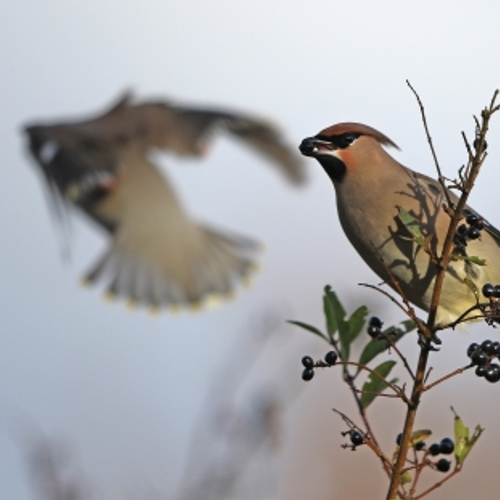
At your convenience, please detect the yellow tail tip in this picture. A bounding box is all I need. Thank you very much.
[204,294,223,310]
[169,303,181,315]
[189,300,204,313]
[126,299,138,310]
[148,305,161,316]
[79,277,92,288]
[103,290,117,302]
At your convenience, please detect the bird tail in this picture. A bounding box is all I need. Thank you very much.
[81,224,261,312]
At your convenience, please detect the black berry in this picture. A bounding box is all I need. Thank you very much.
[457,224,468,235]
[302,368,315,381]
[439,438,455,455]
[482,283,494,298]
[350,430,364,446]
[467,343,480,357]
[428,443,441,456]
[466,214,479,226]
[494,285,500,298]
[481,339,494,355]
[415,441,426,451]
[324,351,338,366]
[491,341,500,357]
[367,325,381,338]
[453,234,467,247]
[485,364,500,383]
[467,227,481,240]
[435,458,451,473]
[396,433,402,446]
[369,316,383,328]
[301,356,314,369]
[471,349,488,366]
[476,365,488,377]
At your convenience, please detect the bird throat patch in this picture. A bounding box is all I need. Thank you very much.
[316,155,347,182]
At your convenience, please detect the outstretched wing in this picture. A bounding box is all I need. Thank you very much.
[162,105,307,184]
[83,149,260,309]
[26,93,306,185]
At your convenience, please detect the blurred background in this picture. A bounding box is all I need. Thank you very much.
[2,1,500,499]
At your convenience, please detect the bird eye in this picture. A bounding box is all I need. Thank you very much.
[339,133,359,148]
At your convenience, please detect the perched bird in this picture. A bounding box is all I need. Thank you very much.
[24,92,305,312]
[299,122,500,324]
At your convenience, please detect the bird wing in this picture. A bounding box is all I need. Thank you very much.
[81,148,260,309]
[26,93,306,185]
[412,170,500,246]
[165,105,307,185]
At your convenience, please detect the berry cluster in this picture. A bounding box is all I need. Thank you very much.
[396,434,454,473]
[301,351,338,381]
[454,213,484,249]
[427,437,454,472]
[367,316,383,338]
[468,340,500,382]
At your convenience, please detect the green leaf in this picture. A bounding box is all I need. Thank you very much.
[323,286,350,357]
[453,408,484,465]
[398,207,426,247]
[463,277,480,299]
[322,295,337,342]
[360,360,397,409]
[324,285,346,318]
[410,429,432,446]
[288,320,330,343]
[346,306,369,345]
[463,255,486,266]
[358,320,416,371]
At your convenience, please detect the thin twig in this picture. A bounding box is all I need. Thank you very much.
[359,283,409,316]
[381,334,416,380]
[339,360,410,404]
[413,467,462,500]
[333,409,394,471]
[406,80,453,208]
[334,343,390,476]
[352,388,401,399]
[424,364,472,391]
[409,457,428,498]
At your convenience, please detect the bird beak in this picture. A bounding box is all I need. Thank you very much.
[299,137,333,157]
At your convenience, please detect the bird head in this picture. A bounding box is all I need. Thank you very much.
[299,122,399,182]
[24,124,119,204]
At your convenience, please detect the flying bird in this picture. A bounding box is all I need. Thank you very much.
[24,93,306,312]
[300,122,500,325]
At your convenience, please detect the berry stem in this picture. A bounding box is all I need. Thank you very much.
[423,364,472,392]
[412,467,461,500]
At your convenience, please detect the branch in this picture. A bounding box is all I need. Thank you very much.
[424,364,472,391]
[385,87,500,500]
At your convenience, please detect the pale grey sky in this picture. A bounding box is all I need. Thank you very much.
[2,1,500,499]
